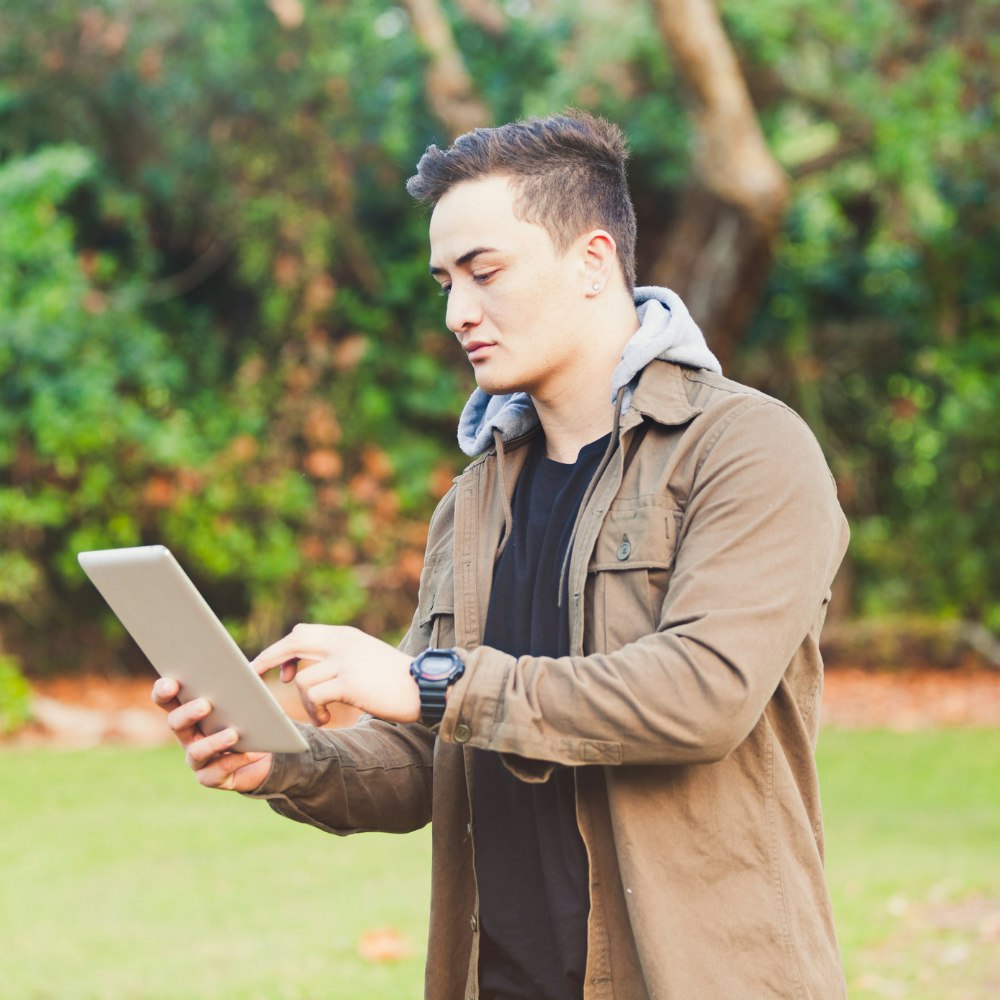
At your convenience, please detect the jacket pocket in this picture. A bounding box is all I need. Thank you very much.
[417,555,456,650]
[587,500,680,652]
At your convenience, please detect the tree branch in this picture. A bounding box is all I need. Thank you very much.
[143,238,231,302]
[650,0,789,226]
[787,134,868,180]
[453,0,509,36]
[647,0,791,367]
[400,0,491,138]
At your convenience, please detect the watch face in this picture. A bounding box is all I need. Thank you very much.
[420,652,457,679]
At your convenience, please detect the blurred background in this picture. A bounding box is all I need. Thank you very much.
[1,4,999,998]
[1,0,998,693]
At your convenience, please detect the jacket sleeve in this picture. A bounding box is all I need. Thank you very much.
[247,714,435,835]
[438,399,849,770]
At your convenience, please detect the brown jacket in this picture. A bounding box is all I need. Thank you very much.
[253,360,850,999]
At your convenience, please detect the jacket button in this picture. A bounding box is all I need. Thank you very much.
[454,723,472,743]
[617,537,632,560]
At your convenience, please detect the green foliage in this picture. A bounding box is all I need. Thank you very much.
[0,0,998,668]
[855,333,1000,628]
[0,3,470,665]
[0,653,31,734]
[733,0,1000,628]
[0,144,183,598]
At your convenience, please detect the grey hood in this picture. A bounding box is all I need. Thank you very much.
[456,286,721,456]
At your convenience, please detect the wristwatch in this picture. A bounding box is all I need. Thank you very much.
[410,648,465,726]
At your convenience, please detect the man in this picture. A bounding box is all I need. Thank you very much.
[154,112,850,999]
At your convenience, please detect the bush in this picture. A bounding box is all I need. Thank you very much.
[0,653,31,734]
[2,0,999,671]
[0,143,459,670]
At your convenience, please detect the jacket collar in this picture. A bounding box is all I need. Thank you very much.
[623,359,704,430]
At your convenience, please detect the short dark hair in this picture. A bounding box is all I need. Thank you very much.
[406,111,637,289]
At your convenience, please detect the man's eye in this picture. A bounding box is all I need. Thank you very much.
[439,285,451,297]
[473,271,496,284]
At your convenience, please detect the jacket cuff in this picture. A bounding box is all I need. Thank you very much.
[242,721,327,799]
[435,646,622,780]
[436,645,507,748]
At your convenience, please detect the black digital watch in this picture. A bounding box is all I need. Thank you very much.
[409,648,465,726]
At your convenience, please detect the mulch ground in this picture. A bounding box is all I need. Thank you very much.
[4,666,999,749]
[820,667,1000,729]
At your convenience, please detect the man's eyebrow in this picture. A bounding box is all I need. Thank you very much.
[428,246,498,276]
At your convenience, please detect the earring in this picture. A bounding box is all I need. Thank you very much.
[592,283,601,291]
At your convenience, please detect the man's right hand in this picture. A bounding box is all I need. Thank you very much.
[151,677,273,793]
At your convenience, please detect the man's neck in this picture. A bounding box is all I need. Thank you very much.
[533,288,639,463]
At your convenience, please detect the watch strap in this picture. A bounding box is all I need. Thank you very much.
[416,677,450,727]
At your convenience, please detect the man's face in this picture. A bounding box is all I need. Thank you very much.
[428,175,587,402]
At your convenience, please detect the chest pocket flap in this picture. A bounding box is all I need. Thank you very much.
[586,500,680,652]
[589,500,679,573]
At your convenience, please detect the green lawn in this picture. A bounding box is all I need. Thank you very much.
[0,747,431,999]
[818,728,1000,1000]
[1,729,997,999]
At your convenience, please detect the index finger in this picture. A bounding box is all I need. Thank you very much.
[250,626,333,678]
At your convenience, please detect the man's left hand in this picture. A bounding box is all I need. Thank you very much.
[251,624,419,726]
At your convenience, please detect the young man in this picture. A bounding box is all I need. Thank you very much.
[154,112,850,999]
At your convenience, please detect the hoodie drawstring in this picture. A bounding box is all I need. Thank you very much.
[493,428,514,561]
[556,385,628,608]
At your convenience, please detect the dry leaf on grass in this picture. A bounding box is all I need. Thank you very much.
[357,926,412,963]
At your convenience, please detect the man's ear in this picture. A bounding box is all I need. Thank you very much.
[578,229,619,296]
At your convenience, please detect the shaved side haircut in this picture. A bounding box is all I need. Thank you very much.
[407,111,638,289]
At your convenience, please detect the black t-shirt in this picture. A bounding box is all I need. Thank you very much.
[474,432,610,1000]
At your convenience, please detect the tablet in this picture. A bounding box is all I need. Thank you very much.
[78,545,308,754]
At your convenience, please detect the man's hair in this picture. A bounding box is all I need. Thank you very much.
[406,111,638,289]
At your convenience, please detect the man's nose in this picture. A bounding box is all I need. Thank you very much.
[446,282,482,334]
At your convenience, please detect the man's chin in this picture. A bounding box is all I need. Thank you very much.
[473,374,519,397]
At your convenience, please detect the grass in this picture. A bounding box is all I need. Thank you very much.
[818,728,1000,999]
[1,729,997,999]
[0,747,431,999]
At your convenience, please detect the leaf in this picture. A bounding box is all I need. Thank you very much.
[356,927,411,963]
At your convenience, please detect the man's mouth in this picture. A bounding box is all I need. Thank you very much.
[464,340,495,361]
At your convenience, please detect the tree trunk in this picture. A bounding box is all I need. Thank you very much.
[400,0,492,138]
[648,0,790,368]
[453,0,509,36]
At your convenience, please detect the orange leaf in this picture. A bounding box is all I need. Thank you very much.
[304,449,343,481]
[228,434,259,463]
[328,539,355,567]
[333,334,368,371]
[303,403,341,447]
[362,446,393,481]
[357,927,411,963]
[398,548,425,586]
[144,476,175,509]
